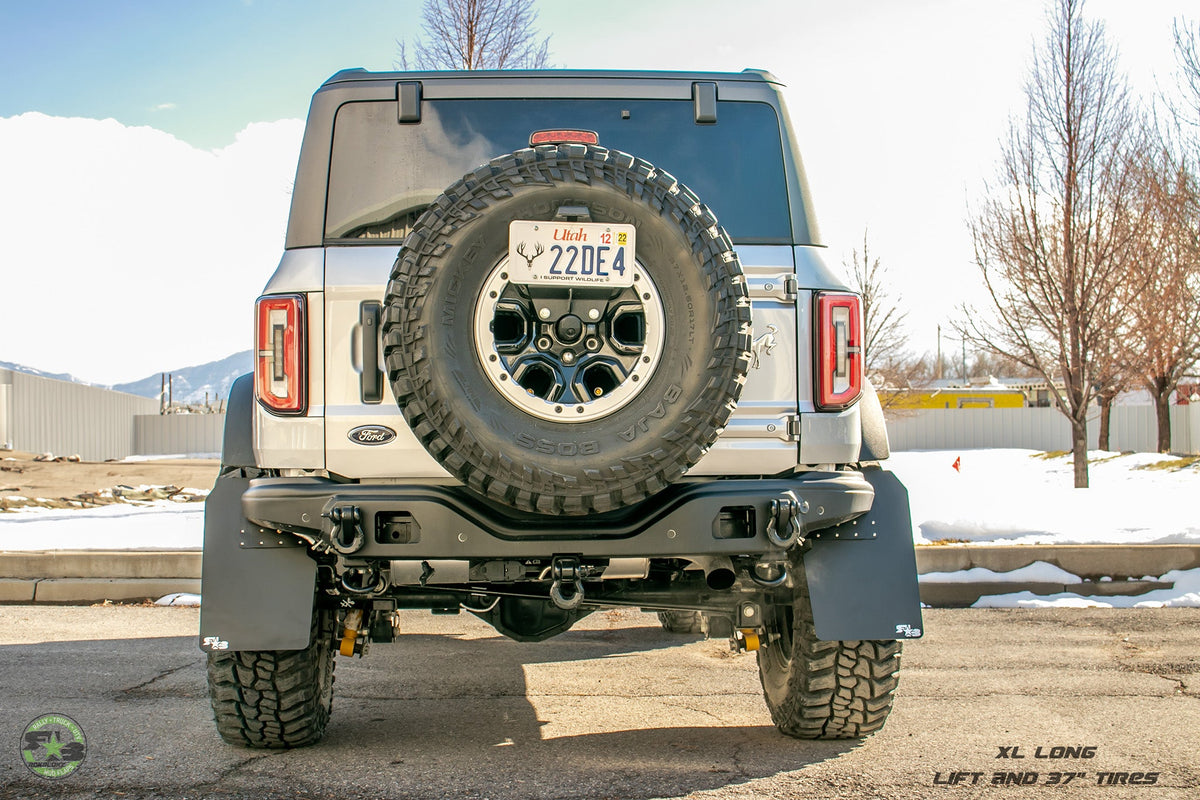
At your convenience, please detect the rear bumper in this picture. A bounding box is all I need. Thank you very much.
[242,471,875,559]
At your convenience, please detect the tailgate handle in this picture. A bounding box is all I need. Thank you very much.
[397,81,422,123]
[692,82,717,124]
[360,301,384,403]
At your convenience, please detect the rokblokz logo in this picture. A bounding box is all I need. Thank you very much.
[21,713,86,779]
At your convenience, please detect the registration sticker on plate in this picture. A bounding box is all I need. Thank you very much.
[508,221,636,287]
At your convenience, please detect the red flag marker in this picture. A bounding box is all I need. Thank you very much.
[952,456,961,473]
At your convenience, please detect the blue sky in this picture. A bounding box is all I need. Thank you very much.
[0,0,1195,382]
[0,0,426,148]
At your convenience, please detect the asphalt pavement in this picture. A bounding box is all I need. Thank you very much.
[0,605,1197,800]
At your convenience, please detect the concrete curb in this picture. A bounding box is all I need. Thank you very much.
[915,545,1200,607]
[0,550,201,580]
[0,551,200,603]
[914,544,1200,580]
[0,546,1196,605]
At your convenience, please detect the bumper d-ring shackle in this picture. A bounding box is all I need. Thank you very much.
[766,493,805,549]
[549,556,585,610]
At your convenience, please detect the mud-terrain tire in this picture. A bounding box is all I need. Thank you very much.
[758,583,901,739]
[206,606,336,748]
[382,143,751,516]
[657,610,705,634]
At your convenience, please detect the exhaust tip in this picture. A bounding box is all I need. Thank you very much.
[706,568,736,591]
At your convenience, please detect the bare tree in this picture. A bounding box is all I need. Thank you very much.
[1172,18,1200,130]
[967,348,1039,380]
[1125,143,1200,451]
[961,0,1142,488]
[1091,332,1139,451]
[845,230,911,384]
[396,0,550,70]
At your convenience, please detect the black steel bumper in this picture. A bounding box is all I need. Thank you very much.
[242,471,875,559]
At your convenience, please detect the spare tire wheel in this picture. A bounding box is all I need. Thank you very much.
[382,143,751,515]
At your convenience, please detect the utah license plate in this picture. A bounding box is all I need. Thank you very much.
[508,221,636,287]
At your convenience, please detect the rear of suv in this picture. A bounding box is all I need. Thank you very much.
[200,68,922,748]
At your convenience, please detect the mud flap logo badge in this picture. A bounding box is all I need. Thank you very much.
[895,624,922,638]
[202,636,230,650]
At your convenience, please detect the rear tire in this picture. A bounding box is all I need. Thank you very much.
[657,610,704,634]
[206,606,336,748]
[758,582,901,739]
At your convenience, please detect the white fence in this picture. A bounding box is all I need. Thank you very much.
[886,405,1200,455]
[134,414,226,456]
[0,369,159,460]
[135,405,1199,459]
[6,364,1199,460]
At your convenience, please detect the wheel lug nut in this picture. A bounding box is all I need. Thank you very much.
[587,309,600,320]
[539,307,551,320]
[562,351,576,365]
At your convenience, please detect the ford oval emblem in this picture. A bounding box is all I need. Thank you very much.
[348,425,397,446]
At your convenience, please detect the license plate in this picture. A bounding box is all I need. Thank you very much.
[508,221,636,287]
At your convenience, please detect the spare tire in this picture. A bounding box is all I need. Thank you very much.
[382,143,751,515]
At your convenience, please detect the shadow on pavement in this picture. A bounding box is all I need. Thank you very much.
[0,619,859,799]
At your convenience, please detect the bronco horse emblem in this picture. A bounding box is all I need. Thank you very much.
[751,324,779,369]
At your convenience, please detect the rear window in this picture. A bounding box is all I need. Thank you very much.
[325,98,791,244]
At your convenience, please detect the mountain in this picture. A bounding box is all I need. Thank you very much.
[0,360,92,385]
[1,352,252,406]
[113,351,253,406]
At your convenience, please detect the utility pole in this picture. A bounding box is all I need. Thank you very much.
[936,324,943,381]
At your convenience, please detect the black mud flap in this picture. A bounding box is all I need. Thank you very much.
[199,472,317,653]
[804,469,923,641]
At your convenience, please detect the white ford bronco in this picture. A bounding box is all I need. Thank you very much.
[200,68,922,748]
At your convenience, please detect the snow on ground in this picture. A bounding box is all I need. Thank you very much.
[972,567,1200,608]
[918,561,1082,584]
[155,592,202,606]
[121,453,220,462]
[887,449,1199,546]
[0,501,202,550]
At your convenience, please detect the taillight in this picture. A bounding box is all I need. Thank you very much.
[815,292,862,410]
[255,294,306,415]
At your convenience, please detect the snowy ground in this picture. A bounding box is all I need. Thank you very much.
[887,449,1199,546]
[919,560,1200,608]
[1,449,1196,607]
[967,568,1200,609]
[0,501,202,550]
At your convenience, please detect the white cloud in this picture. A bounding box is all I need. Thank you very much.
[0,113,304,383]
[153,102,178,111]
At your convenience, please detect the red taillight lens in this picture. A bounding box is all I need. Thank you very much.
[815,292,862,410]
[529,129,599,146]
[255,294,306,415]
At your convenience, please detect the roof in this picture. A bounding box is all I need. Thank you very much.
[321,67,782,88]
